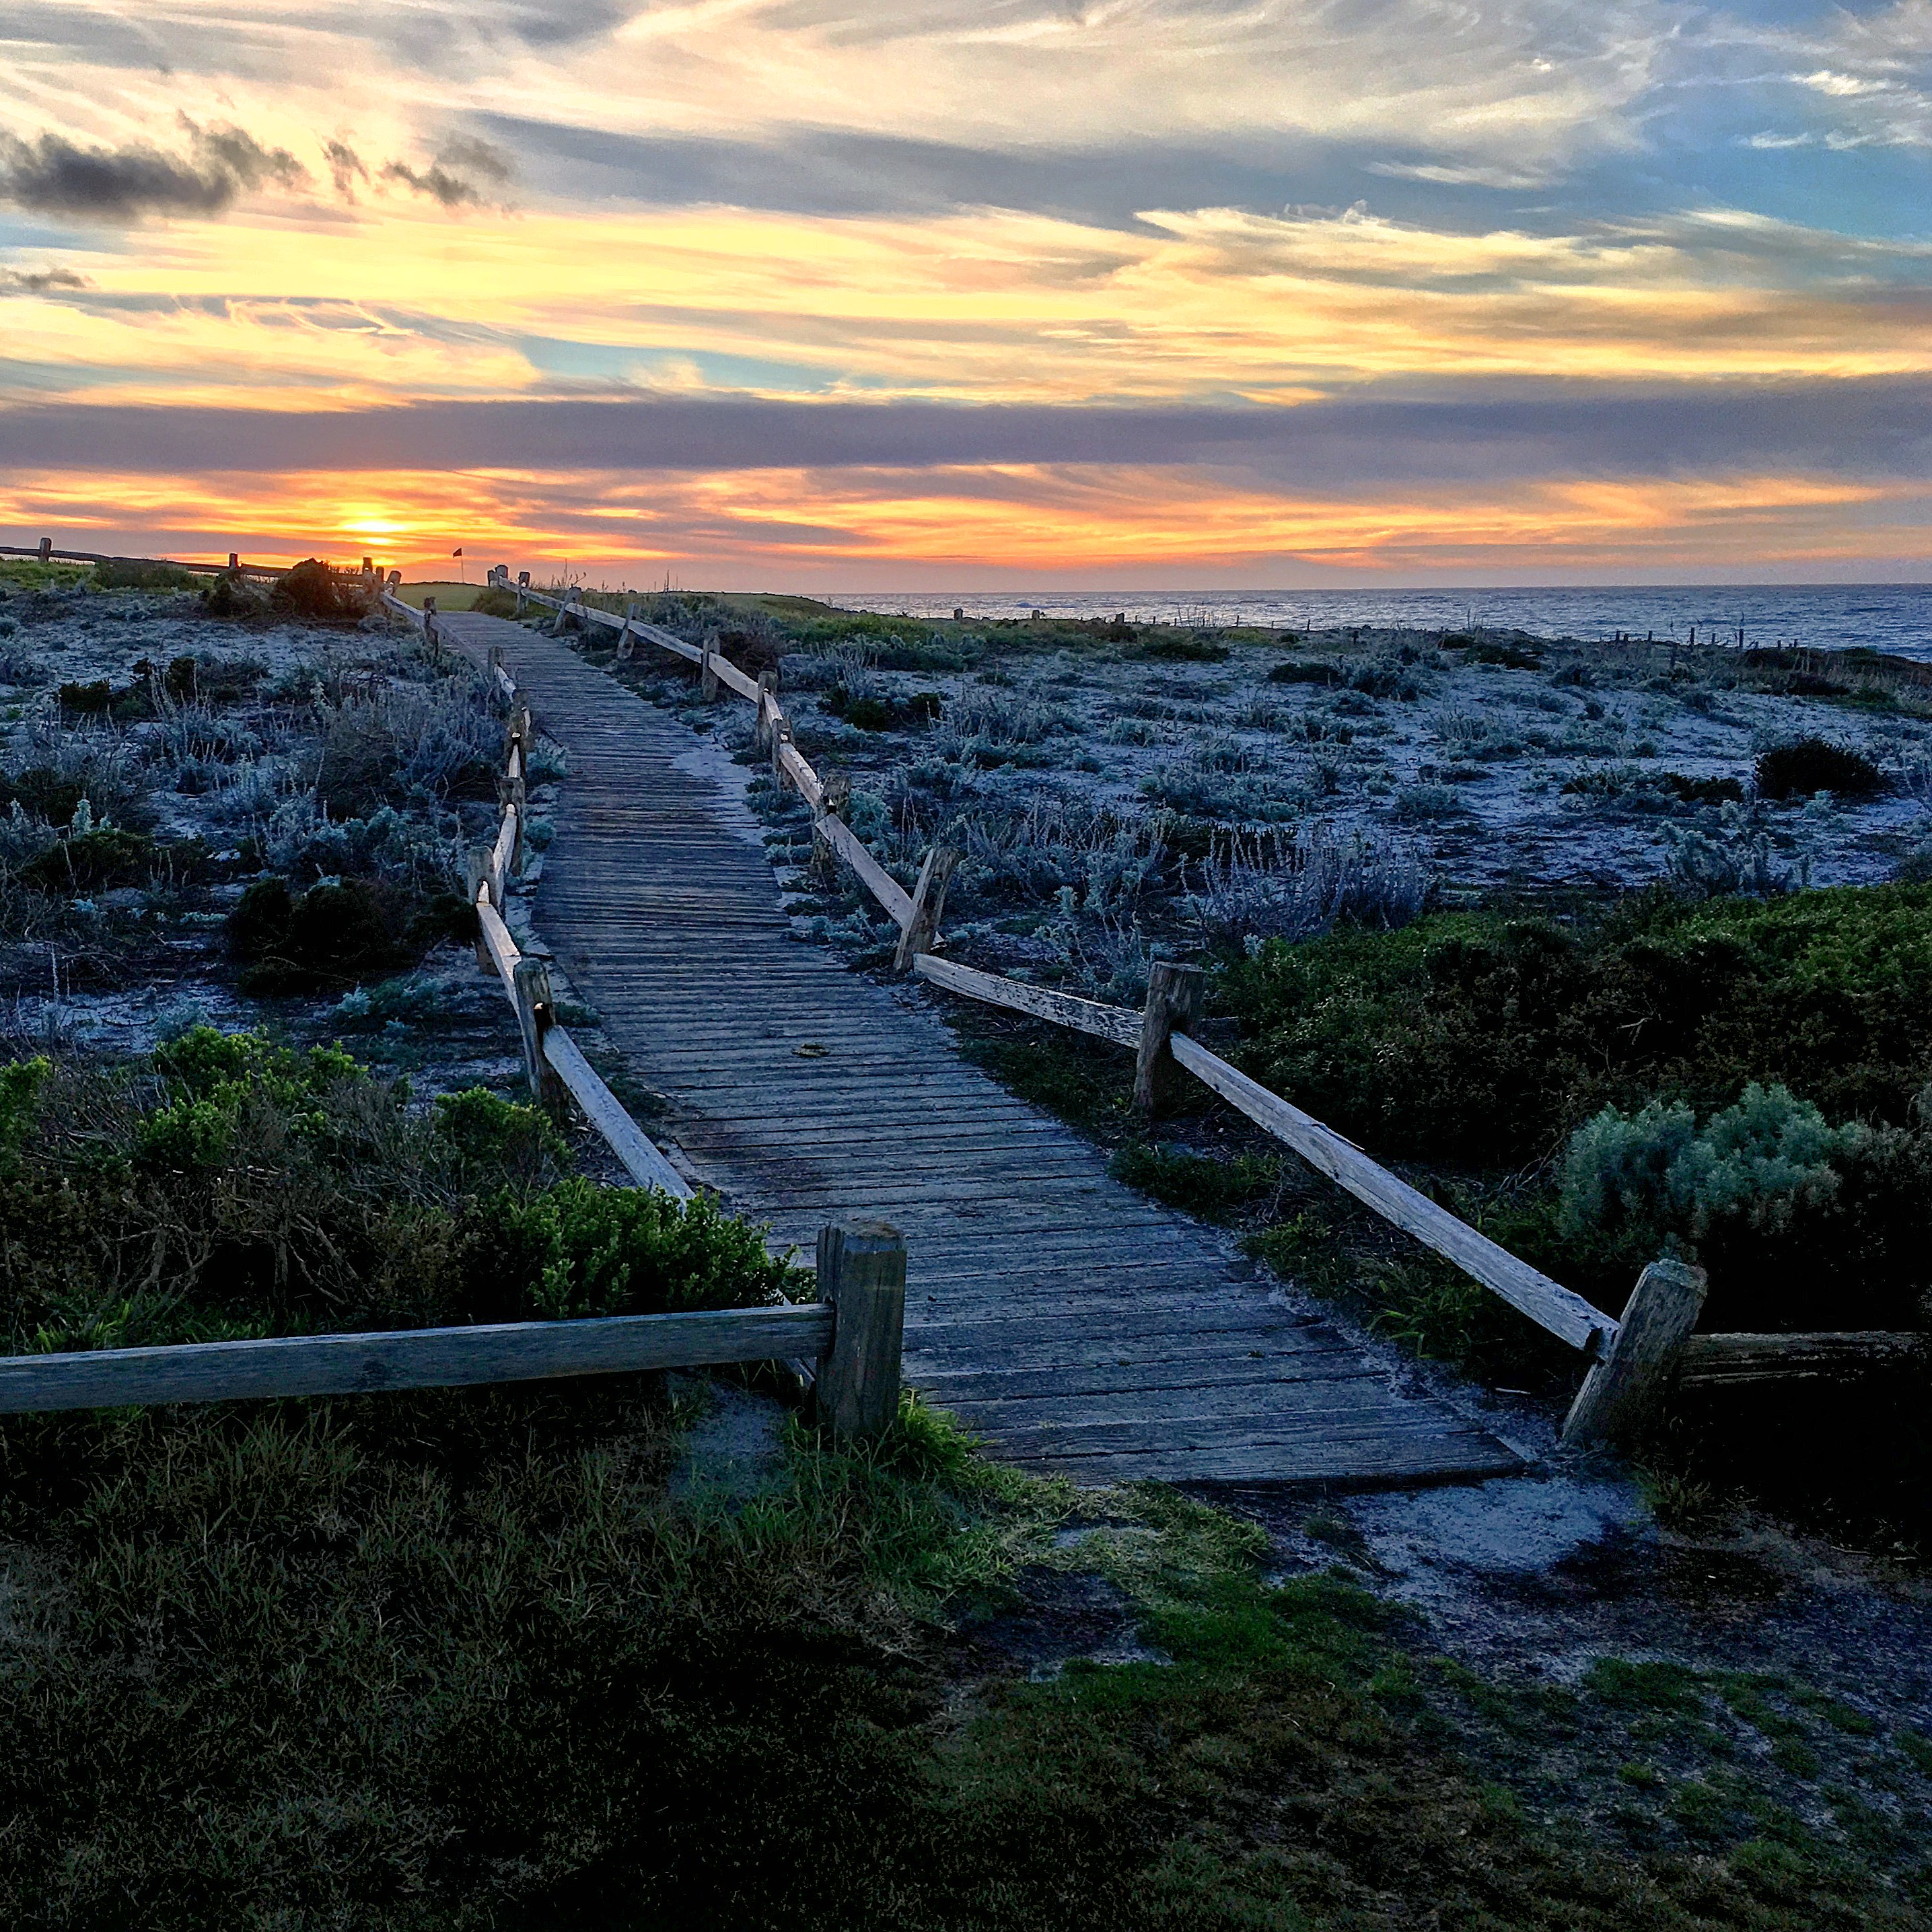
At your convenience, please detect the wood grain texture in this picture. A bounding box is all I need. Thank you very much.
[817,1221,906,1437]
[435,608,1522,1489]
[1169,1033,1618,1355]
[912,954,1143,1048]
[814,809,914,926]
[1677,1329,1923,1386]
[542,1030,693,1198]
[1563,1260,1707,1446]
[0,1305,832,1414]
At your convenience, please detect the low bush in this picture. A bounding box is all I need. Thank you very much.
[1755,738,1886,800]
[1266,660,1343,686]
[270,557,376,624]
[824,686,943,731]
[1124,633,1229,663]
[1558,1083,1929,1331]
[17,826,154,893]
[0,1029,793,1353]
[91,559,200,592]
[1665,771,1746,806]
[1222,884,1932,1169]
[1462,639,1542,670]
[227,875,418,992]
[470,585,520,617]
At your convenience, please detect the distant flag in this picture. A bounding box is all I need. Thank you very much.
[451,547,463,557]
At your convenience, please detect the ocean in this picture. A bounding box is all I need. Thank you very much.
[828,584,1932,659]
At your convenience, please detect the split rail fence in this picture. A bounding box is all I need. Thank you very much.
[501,573,1924,1451]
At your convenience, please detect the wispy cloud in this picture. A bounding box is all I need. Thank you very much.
[1,0,1929,579]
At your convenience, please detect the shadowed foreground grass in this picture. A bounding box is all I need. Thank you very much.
[0,1385,1925,1929]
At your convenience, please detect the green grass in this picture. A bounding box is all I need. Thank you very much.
[5,1388,1927,1928]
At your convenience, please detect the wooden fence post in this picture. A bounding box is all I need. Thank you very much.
[498,783,526,873]
[754,671,776,750]
[700,644,719,702]
[462,850,494,968]
[619,601,637,660]
[37,538,50,563]
[511,957,569,1116]
[1561,1260,1708,1449]
[1135,961,1205,1112]
[894,843,958,970]
[816,1220,906,1438]
[487,645,503,684]
[771,717,793,785]
[810,772,849,889]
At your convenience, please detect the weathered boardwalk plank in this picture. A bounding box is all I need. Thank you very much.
[441,610,1520,1487]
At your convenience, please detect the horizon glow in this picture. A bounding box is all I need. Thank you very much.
[3,2,1931,587]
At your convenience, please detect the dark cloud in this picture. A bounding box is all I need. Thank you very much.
[0,265,90,291]
[324,139,368,200]
[379,159,480,207]
[3,380,1931,485]
[0,118,306,221]
[437,135,513,185]
[380,135,515,209]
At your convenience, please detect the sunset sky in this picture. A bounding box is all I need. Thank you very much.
[3,1,1931,585]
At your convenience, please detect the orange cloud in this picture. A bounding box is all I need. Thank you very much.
[3,461,1921,581]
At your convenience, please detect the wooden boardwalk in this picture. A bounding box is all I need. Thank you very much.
[444,611,1522,1488]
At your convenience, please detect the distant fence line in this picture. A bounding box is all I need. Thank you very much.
[0,540,386,582]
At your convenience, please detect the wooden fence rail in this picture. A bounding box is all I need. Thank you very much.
[0,1218,906,1433]
[478,576,1923,1450]
[1,540,372,582]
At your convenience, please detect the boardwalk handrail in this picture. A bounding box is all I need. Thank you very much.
[485,575,1922,1448]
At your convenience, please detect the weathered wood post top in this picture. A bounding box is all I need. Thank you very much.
[816,1220,906,1439]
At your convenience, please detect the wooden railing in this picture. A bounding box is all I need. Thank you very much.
[506,575,1923,1450]
[0,1223,905,1435]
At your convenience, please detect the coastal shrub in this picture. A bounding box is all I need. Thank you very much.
[1390,783,1466,820]
[17,826,153,893]
[1558,1085,1929,1331]
[227,875,415,992]
[489,1179,793,1322]
[470,585,520,618]
[198,569,270,619]
[92,559,199,592]
[57,679,112,715]
[1665,772,1745,806]
[271,557,375,623]
[1221,884,1932,1168]
[0,1032,785,1353]
[314,682,497,814]
[1184,825,1431,945]
[1755,738,1885,800]
[1561,1085,1859,1245]
[1266,660,1342,686]
[1659,821,1808,899]
[0,756,152,832]
[1124,632,1229,664]
[1464,639,1542,670]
